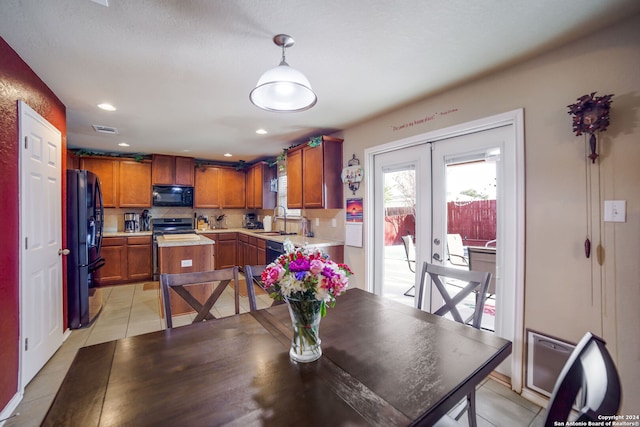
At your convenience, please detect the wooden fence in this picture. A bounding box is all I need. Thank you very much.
[384,200,496,246]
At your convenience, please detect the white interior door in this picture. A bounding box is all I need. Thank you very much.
[19,101,64,386]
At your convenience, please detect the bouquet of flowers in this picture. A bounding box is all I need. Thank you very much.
[261,240,353,314]
[260,239,353,362]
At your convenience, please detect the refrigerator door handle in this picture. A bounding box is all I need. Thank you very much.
[88,257,106,273]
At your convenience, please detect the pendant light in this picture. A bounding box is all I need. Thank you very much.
[250,34,317,112]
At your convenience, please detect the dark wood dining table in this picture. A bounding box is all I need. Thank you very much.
[42,288,511,427]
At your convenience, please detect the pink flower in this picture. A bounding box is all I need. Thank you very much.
[309,259,324,275]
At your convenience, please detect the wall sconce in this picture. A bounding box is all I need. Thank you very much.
[341,154,363,195]
[567,92,614,163]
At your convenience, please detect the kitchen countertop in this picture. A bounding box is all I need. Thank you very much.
[103,231,152,237]
[196,227,343,248]
[156,234,214,248]
[102,228,343,248]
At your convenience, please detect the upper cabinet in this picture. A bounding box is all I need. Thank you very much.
[80,156,151,208]
[194,165,246,209]
[119,160,152,207]
[287,136,344,209]
[80,157,119,207]
[246,161,276,210]
[152,154,194,186]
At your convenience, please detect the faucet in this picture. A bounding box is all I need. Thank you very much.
[274,205,287,234]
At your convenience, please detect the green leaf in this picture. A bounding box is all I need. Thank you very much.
[320,300,327,317]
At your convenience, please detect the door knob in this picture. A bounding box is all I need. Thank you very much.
[58,248,70,256]
[432,253,441,261]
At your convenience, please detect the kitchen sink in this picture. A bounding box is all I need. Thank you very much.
[254,231,298,236]
[254,231,282,236]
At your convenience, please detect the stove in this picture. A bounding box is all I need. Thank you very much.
[152,217,194,279]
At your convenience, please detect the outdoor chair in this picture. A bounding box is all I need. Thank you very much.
[401,235,416,297]
[160,267,240,329]
[446,233,469,268]
[418,262,491,427]
[543,332,622,426]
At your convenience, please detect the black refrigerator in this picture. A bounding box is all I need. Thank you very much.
[67,169,105,329]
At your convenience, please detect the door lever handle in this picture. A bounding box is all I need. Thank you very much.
[58,248,70,256]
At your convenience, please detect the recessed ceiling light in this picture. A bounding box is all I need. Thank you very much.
[98,103,117,111]
[182,149,191,153]
[256,129,268,135]
[118,142,130,147]
[224,153,232,157]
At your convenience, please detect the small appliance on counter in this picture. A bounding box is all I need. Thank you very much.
[124,212,140,233]
[140,209,151,231]
[244,213,263,230]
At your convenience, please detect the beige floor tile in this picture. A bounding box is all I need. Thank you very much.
[84,323,128,346]
[126,319,163,337]
[3,394,53,427]
[475,384,541,427]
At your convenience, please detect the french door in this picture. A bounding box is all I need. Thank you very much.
[367,110,524,386]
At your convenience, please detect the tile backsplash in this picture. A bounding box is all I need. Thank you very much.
[103,207,346,242]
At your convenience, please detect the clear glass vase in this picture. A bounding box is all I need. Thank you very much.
[285,297,323,363]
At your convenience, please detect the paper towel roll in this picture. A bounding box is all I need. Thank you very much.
[263,216,272,231]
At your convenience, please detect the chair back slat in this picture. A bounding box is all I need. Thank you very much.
[417,262,491,329]
[244,264,286,311]
[160,267,239,329]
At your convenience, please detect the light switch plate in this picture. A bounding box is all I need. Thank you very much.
[604,200,626,222]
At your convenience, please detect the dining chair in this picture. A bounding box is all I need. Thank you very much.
[446,233,469,268]
[401,235,416,297]
[418,262,491,427]
[243,264,285,311]
[543,332,622,427]
[160,266,240,329]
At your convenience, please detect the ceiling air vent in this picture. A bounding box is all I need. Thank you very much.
[92,125,118,134]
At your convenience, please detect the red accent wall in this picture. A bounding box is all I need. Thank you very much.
[0,37,66,410]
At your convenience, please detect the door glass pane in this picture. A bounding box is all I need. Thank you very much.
[382,165,416,307]
[444,153,498,331]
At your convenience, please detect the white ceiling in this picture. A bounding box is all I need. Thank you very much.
[2,1,639,163]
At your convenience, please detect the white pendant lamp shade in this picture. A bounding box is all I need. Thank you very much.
[250,34,317,112]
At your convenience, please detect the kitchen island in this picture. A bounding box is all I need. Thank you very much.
[157,233,215,315]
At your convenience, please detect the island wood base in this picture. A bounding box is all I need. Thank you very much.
[158,243,214,316]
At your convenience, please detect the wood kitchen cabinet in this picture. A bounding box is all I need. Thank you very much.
[80,157,118,208]
[246,236,267,266]
[213,233,238,269]
[219,167,246,208]
[94,236,152,285]
[127,236,153,281]
[80,156,152,208]
[246,162,276,209]
[119,160,152,207]
[287,136,343,209]
[152,154,194,186]
[237,233,248,267]
[194,165,246,209]
[194,166,220,208]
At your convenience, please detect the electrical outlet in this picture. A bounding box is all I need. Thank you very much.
[331,218,337,227]
[181,259,193,267]
[315,218,319,226]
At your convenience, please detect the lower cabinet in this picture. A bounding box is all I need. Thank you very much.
[247,236,267,266]
[210,232,238,270]
[95,236,152,285]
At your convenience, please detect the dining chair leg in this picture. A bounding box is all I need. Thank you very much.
[466,389,477,427]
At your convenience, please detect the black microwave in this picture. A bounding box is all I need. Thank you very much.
[152,186,194,207]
